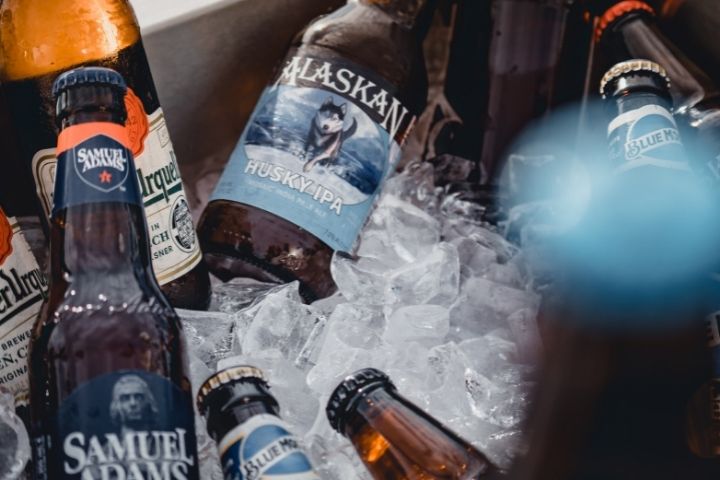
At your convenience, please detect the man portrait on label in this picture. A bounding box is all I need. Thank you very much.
[110,374,159,436]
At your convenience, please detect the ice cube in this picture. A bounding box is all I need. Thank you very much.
[0,389,30,480]
[179,308,236,369]
[235,282,327,367]
[387,242,460,307]
[211,277,279,314]
[449,277,541,338]
[384,305,450,345]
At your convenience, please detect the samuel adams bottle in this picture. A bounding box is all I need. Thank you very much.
[0,0,211,310]
[326,368,500,479]
[29,68,199,479]
[197,365,320,479]
[198,0,434,301]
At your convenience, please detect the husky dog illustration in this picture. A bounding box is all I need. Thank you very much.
[302,97,358,172]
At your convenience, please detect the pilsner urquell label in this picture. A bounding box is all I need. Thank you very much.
[211,52,416,252]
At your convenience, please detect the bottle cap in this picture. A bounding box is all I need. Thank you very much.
[196,365,268,416]
[326,368,395,433]
[52,67,127,99]
[595,1,655,43]
[600,59,671,99]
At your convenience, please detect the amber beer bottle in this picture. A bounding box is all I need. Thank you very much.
[326,368,500,479]
[595,0,720,182]
[197,364,320,479]
[0,206,48,418]
[198,0,434,302]
[29,68,199,478]
[0,0,211,310]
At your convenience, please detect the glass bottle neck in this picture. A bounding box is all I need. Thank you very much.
[353,0,430,29]
[606,12,719,113]
[51,108,149,286]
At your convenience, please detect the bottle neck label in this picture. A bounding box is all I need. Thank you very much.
[210,50,417,252]
[33,370,199,479]
[607,103,690,174]
[0,212,48,406]
[53,122,142,215]
[218,413,318,480]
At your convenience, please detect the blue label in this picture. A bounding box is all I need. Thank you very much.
[210,53,415,252]
[219,414,318,480]
[33,370,199,479]
[53,130,142,216]
[607,104,689,173]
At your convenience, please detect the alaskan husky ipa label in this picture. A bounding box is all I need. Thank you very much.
[0,211,48,405]
[211,52,416,252]
[34,371,199,480]
[607,103,690,174]
[218,414,318,480]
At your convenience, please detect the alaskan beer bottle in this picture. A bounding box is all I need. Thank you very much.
[198,0,434,302]
[0,206,48,419]
[0,0,211,310]
[197,364,320,479]
[594,0,720,181]
[326,368,500,479]
[29,68,199,478]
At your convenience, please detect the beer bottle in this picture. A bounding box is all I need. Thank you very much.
[0,206,48,420]
[686,299,720,458]
[325,368,500,479]
[198,0,435,302]
[0,0,211,310]
[197,364,319,479]
[594,0,720,182]
[29,68,199,478]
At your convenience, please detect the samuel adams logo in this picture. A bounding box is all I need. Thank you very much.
[71,135,131,193]
[38,370,200,480]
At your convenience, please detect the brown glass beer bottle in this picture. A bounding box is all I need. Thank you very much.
[198,0,434,302]
[29,67,199,478]
[197,364,320,479]
[325,368,501,479]
[0,0,211,310]
[594,0,720,182]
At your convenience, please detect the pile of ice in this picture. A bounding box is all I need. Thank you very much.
[182,161,543,478]
[0,389,30,479]
[0,162,543,478]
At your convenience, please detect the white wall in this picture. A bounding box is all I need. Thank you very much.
[129,0,233,33]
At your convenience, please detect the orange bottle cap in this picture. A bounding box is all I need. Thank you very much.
[595,1,655,43]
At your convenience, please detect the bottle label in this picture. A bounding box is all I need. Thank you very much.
[33,370,199,479]
[607,104,689,174]
[37,107,201,285]
[218,414,318,480]
[210,53,416,252]
[0,212,48,405]
[53,123,142,212]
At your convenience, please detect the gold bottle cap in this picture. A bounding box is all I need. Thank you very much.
[600,59,671,98]
[196,364,267,415]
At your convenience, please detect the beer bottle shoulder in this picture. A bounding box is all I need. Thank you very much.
[0,0,140,80]
[294,3,419,89]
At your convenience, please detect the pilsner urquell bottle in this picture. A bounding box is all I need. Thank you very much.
[197,364,320,480]
[594,0,720,182]
[326,368,501,479]
[0,0,211,310]
[29,68,199,479]
[0,206,48,420]
[198,0,435,302]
